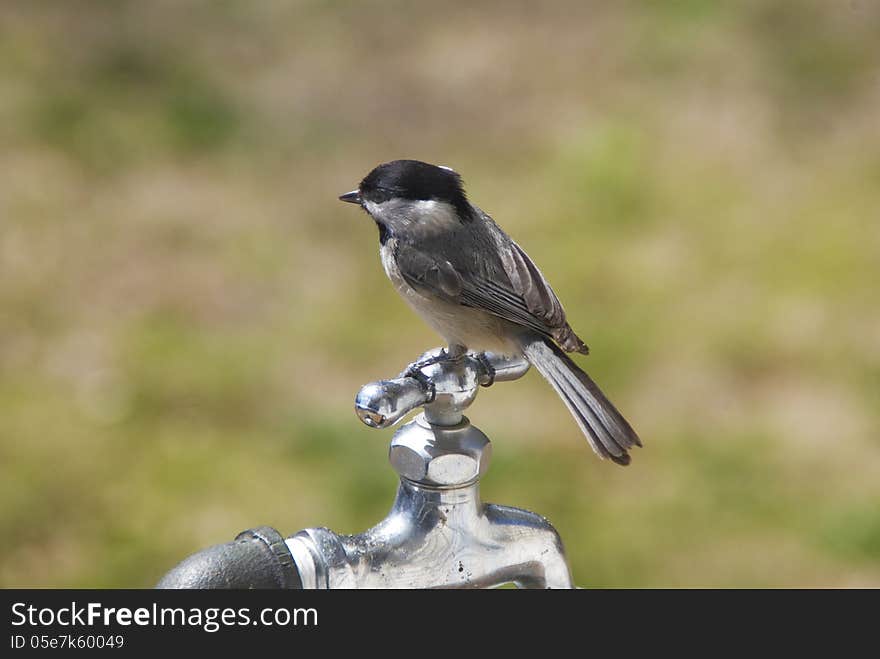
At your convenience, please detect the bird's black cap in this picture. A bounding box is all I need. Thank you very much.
[358,160,471,215]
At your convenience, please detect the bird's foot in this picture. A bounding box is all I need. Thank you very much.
[400,345,466,380]
[472,352,497,387]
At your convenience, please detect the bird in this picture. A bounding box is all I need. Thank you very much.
[339,159,641,465]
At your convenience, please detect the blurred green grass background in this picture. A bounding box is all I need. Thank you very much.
[1,0,879,587]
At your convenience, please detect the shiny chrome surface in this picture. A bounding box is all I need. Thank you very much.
[389,414,490,486]
[287,480,572,589]
[289,349,573,589]
[355,377,430,428]
[355,351,530,428]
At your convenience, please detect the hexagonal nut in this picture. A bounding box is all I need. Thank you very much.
[389,416,491,487]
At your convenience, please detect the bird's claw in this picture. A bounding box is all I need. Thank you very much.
[402,348,450,379]
[400,345,468,377]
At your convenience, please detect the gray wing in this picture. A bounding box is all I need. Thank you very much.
[475,236,588,353]
[394,222,586,352]
[495,238,567,329]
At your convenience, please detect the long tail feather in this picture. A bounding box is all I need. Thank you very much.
[522,338,641,466]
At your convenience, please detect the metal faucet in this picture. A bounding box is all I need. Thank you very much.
[285,349,575,589]
[157,349,575,589]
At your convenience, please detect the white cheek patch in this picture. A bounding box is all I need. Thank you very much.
[364,199,460,235]
[409,200,459,232]
[411,199,449,214]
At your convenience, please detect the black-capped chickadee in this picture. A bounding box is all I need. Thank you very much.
[340,159,641,465]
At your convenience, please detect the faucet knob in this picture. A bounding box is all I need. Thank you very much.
[355,377,431,429]
[354,351,531,429]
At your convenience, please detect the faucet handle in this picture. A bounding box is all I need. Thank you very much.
[355,376,431,429]
[355,350,531,429]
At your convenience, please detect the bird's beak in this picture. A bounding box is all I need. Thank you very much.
[339,190,361,204]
